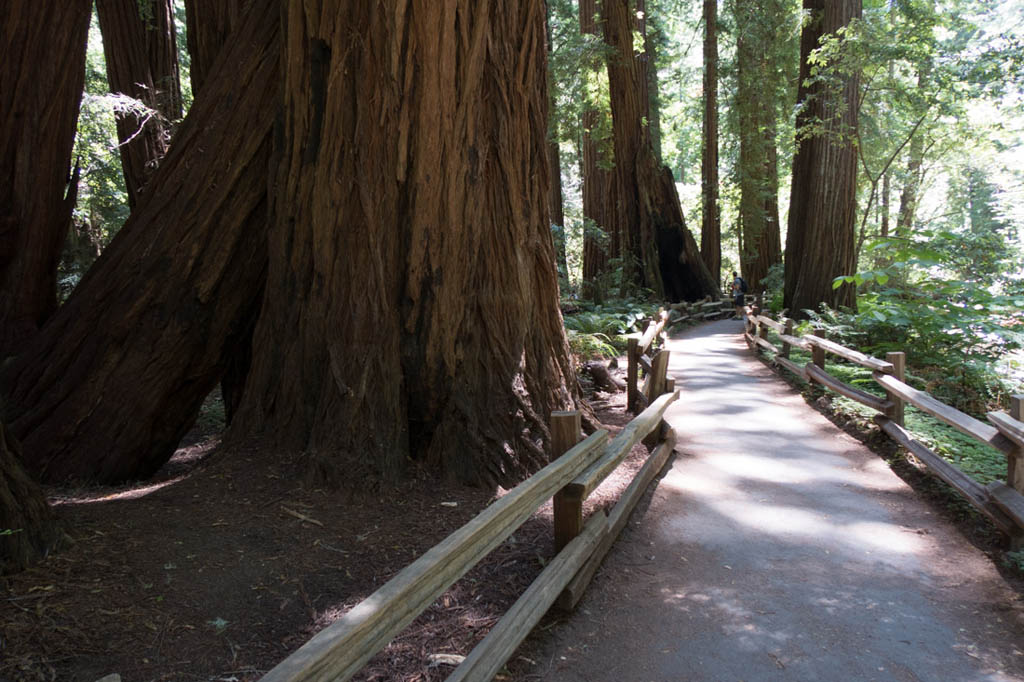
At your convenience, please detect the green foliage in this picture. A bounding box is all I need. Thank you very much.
[566,330,619,360]
[1005,549,1024,574]
[563,299,661,359]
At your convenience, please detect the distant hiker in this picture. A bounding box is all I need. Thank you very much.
[731,272,746,320]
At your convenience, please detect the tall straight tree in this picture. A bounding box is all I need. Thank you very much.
[1,0,279,483]
[96,0,183,207]
[700,0,721,284]
[0,1,91,358]
[546,7,568,278]
[603,0,719,301]
[230,0,579,487]
[784,0,861,316]
[734,0,784,291]
[580,0,616,296]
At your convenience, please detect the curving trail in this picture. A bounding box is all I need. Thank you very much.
[539,318,1024,682]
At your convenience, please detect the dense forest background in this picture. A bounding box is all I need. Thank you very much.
[2,0,1023,573]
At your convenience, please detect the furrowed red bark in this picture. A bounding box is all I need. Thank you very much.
[604,0,718,301]
[183,0,241,94]
[0,1,91,357]
[0,0,278,483]
[784,0,861,317]
[233,0,580,487]
[96,0,183,207]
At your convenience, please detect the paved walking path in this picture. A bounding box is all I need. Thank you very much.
[539,319,1024,682]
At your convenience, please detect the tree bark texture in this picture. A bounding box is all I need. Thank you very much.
[0,1,90,358]
[0,420,61,574]
[784,0,861,318]
[735,0,782,292]
[0,0,278,484]
[700,0,721,284]
[183,0,242,94]
[604,0,718,301]
[895,121,924,236]
[580,0,616,295]
[232,0,579,488]
[96,0,183,208]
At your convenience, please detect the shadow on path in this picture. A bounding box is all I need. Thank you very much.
[535,319,1024,682]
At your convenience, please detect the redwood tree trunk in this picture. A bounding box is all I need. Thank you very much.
[0,0,278,483]
[96,0,183,208]
[0,421,61,574]
[736,0,782,292]
[580,0,615,297]
[896,122,924,237]
[232,0,579,488]
[0,1,91,358]
[604,0,718,301]
[700,0,721,284]
[183,0,241,94]
[784,0,861,317]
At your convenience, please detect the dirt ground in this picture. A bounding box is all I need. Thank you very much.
[1,370,644,682]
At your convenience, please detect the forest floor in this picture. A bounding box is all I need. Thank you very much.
[0,368,644,682]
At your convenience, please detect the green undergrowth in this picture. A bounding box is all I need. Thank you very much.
[757,329,1007,486]
[563,299,661,361]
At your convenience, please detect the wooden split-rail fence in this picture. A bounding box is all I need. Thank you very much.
[743,306,1024,549]
[258,329,677,682]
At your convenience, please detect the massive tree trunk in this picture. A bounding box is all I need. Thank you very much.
[0,421,61,575]
[183,0,241,94]
[784,0,861,317]
[580,0,616,297]
[0,0,278,484]
[231,0,579,488]
[96,0,183,208]
[700,0,721,284]
[0,1,91,358]
[736,0,782,292]
[603,0,718,301]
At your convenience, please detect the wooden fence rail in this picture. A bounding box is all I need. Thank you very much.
[743,307,1024,549]
[259,384,680,682]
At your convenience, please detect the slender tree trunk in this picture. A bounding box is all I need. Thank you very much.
[231,0,579,488]
[881,170,891,237]
[96,0,183,208]
[896,121,924,237]
[1,0,278,483]
[546,10,568,278]
[0,421,61,574]
[604,0,718,301]
[784,0,861,317]
[0,1,91,358]
[580,0,615,297]
[736,0,782,292]
[183,0,241,94]
[700,0,721,283]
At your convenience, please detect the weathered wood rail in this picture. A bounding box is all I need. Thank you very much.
[259,389,680,681]
[743,308,1024,549]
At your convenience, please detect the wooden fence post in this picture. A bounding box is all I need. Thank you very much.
[885,352,906,426]
[1009,396,1024,495]
[781,319,794,359]
[627,337,639,413]
[812,326,826,370]
[552,411,584,553]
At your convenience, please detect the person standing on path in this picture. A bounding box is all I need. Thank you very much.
[731,271,745,320]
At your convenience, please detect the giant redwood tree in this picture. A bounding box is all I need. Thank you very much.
[603,0,719,301]
[231,0,579,487]
[0,0,278,483]
[784,0,861,316]
[0,1,91,358]
[183,0,241,94]
[96,0,183,208]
